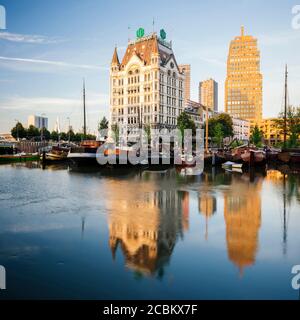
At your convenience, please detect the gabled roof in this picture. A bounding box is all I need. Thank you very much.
[120,34,179,70]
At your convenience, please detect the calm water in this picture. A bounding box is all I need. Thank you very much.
[0,162,300,300]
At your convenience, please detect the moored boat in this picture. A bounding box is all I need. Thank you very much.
[290,153,300,164]
[68,140,104,166]
[0,152,39,164]
[240,149,266,165]
[40,145,70,163]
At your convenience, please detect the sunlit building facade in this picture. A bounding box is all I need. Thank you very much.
[225,26,263,122]
[110,30,185,138]
[179,64,191,106]
[257,118,283,145]
[199,78,218,112]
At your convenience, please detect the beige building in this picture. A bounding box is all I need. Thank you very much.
[257,118,283,145]
[178,64,191,105]
[225,26,263,122]
[199,78,218,111]
[110,30,185,139]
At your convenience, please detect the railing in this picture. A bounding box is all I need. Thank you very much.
[16,141,52,153]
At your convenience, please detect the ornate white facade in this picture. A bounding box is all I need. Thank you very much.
[109,32,185,139]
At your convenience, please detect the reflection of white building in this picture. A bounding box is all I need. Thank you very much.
[28,115,48,129]
[110,29,185,139]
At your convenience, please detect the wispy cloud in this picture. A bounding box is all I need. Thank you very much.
[0,31,64,44]
[0,56,107,71]
[0,94,109,113]
[259,32,300,46]
[0,94,109,132]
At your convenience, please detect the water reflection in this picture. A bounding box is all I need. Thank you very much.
[105,171,189,277]
[1,162,300,299]
[223,173,262,275]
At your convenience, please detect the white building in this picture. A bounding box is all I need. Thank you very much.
[184,100,203,128]
[110,29,185,139]
[28,115,48,130]
[232,117,250,141]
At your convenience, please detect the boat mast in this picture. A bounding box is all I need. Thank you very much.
[205,106,209,153]
[83,78,87,139]
[284,65,288,147]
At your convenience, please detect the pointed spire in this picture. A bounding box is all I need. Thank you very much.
[111,47,120,65]
[241,25,245,37]
[152,37,159,56]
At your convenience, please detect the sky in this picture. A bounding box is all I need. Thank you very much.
[0,0,300,134]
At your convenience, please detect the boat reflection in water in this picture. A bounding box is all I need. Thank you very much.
[105,170,190,277]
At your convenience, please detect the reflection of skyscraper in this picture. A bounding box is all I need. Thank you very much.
[223,174,262,274]
[105,174,189,276]
[198,193,217,240]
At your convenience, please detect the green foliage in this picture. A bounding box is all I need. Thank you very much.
[276,106,300,148]
[230,140,244,148]
[11,122,27,139]
[98,116,109,130]
[250,125,263,147]
[177,112,196,136]
[27,125,40,140]
[213,123,224,147]
[11,123,96,143]
[143,124,151,144]
[206,113,233,139]
[50,131,59,141]
[40,127,50,141]
[111,123,120,145]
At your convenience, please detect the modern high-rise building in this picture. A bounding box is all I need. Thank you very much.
[225,26,263,122]
[178,64,190,105]
[27,115,48,129]
[199,78,218,111]
[110,29,185,137]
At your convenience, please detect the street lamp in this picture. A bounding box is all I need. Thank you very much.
[67,117,71,144]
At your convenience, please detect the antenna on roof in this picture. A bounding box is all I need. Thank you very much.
[152,17,155,33]
[128,25,131,42]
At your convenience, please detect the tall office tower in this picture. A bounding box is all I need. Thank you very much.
[27,115,48,129]
[225,26,263,122]
[110,29,185,137]
[199,78,218,111]
[178,64,190,105]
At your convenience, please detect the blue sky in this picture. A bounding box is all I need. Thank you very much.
[0,0,300,133]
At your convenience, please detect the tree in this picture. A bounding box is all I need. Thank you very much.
[27,125,40,140]
[40,127,50,141]
[111,123,120,145]
[177,112,196,137]
[207,113,233,138]
[98,116,109,130]
[276,106,300,148]
[11,122,27,140]
[143,124,151,144]
[250,125,263,147]
[50,131,59,141]
[213,123,224,147]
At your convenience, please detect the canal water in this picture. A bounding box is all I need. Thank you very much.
[0,162,299,300]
